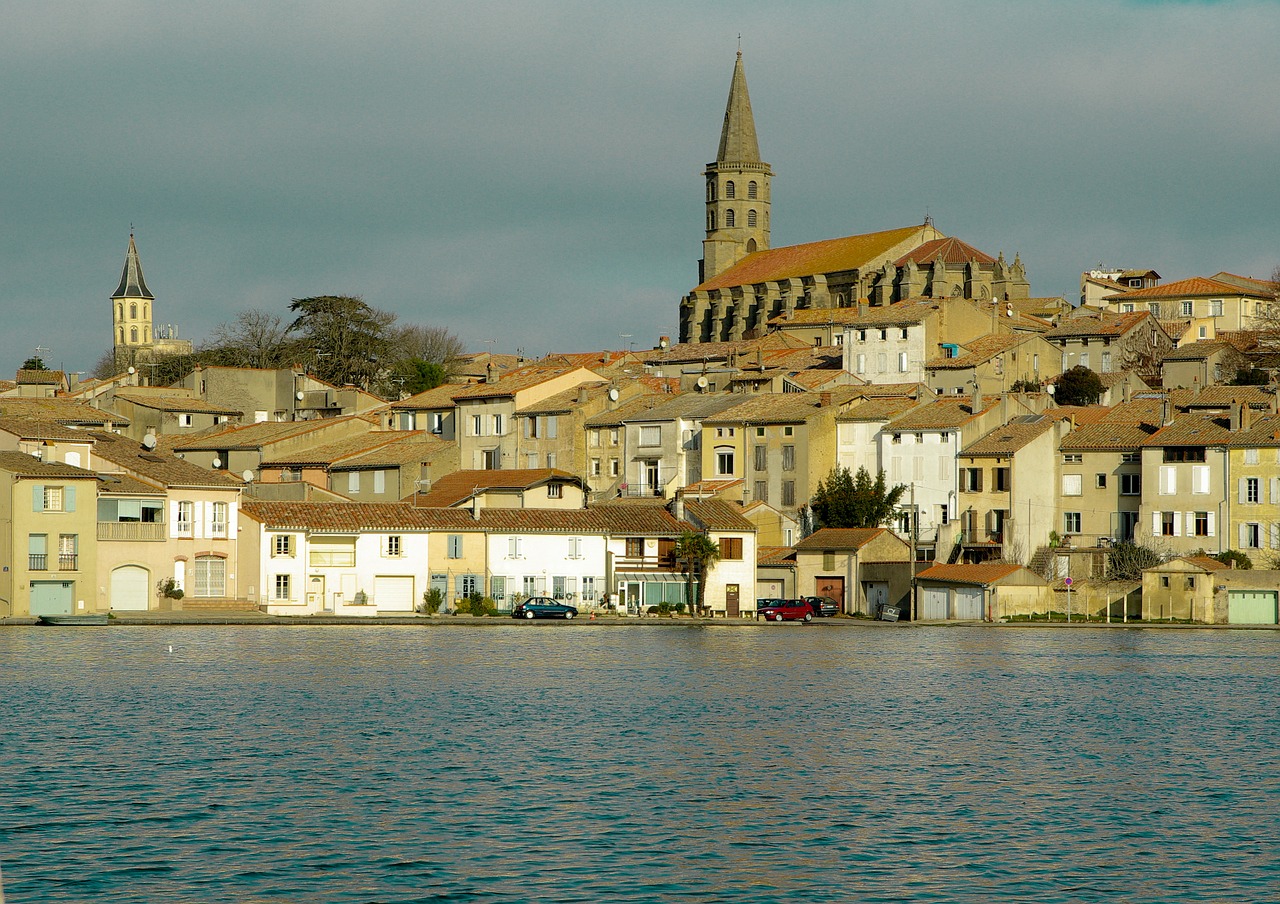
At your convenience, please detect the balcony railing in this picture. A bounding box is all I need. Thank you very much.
[26,553,77,571]
[29,554,47,570]
[98,521,167,541]
[59,554,78,571]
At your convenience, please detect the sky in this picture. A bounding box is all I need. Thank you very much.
[3,0,1278,374]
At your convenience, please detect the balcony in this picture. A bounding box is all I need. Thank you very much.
[29,554,47,570]
[98,521,167,541]
[59,554,78,571]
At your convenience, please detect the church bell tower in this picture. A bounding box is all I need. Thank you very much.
[111,233,155,360]
[701,51,772,284]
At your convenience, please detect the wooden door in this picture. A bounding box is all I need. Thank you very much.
[725,583,740,617]
[815,576,844,611]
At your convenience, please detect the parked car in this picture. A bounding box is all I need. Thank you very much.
[803,596,841,618]
[511,597,579,620]
[756,599,813,622]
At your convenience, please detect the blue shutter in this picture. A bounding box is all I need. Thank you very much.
[65,486,76,512]
[33,484,44,511]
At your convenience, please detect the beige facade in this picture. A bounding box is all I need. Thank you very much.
[925,334,1062,396]
[1102,276,1275,336]
[792,527,912,616]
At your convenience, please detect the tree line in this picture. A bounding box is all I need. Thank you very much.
[98,295,465,399]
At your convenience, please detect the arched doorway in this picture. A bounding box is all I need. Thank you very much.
[111,565,151,610]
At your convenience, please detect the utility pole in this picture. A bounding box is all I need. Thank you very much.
[909,483,917,622]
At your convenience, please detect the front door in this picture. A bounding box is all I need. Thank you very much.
[725,583,740,617]
[815,576,845,613]
[864,581,889,616]
[309,575,326,611]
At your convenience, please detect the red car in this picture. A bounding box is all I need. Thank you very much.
[756,599,813,622]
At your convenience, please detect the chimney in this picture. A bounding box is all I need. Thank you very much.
[673,493,686,523]
[1242,401,1254,431]
[1230,401,1242,432]
[1161,397,1173,426]
[1122,381,1131,403]
[470,493,483,520]
[659,336,670,349]
[971,380,982,413]
[819,391,832,407]
[578,386,589,404]
[486,363,497,384]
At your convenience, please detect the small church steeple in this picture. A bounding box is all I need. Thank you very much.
[111,233,155,359]
[701,51,772,284]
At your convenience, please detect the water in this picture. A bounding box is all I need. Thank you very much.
[1,625,1278,903]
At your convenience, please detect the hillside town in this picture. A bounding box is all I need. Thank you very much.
[3,53,1279,626]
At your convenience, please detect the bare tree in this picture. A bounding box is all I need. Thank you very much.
[387,324,466,369]
[210,310,293,369]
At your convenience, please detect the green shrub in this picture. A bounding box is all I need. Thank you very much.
[420,588,443,614]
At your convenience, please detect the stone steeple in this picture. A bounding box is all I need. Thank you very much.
[111,233,155,357]
[701,51,772,285]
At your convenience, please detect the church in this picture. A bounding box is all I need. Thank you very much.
[679,53,1031,345]
[111,233,193,367]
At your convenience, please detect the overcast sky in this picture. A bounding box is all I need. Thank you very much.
[3,0,1278,374]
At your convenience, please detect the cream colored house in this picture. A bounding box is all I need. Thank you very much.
[1102,275,1275,337]
[683,498,758,617]
[924,333,1062,396]
[0,452,100,618]
[792,527,912,616]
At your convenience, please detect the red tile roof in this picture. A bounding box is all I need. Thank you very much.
[894,236,996,267]
[1107,276,1273,301]
[792,527,888,551]
[684,498,755,531]
[410,468,580,507]
[916,563,1028,585]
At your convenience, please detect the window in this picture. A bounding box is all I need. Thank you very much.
[193,555,226,597]
[1063,454,1082,464]
[707,210,716,230]
[210,502,228,536]
[309,537,355,567]
[591,458,601,476]
[176,501,194,535]
[783,426,793,437]
[610,459,620,477]
[507,537,522,559]
[447,535,462,559]
[459,574,479,597]
[491,576,506,601]
[754,446,767,471]
[1163,447,1205,463]
[130,327,138,342]
[547,483,562,499]
[568,537,582,559]
[715,447,735,476]
[782,480,795,507]
[1161,511,1176,536]
[1101,352,1112,373]
[348,472,360,493]
[581,576,596,601]
[385,535,402,557]
[429,412,443,434]
[720,537,743,560]
[1244,477,1260,504]
[1062,475,1082,496]
[1181,301,1193,317]
[1192,466,1210,494]
[523,575,539,596]
[1121,473,1141,495]
[1096,474,1107,489]
[491,414,503,436]
[1079,352,1089,370]
[1194,512,1212,537]
[747,181,757,199]
[552,575,567,599]
[782,445,795,471]
[1064,513,1082,534]
[877,352,888,373]
[754,480,767,503]
[1243,523,1261,548]
[725,180,735,199]
[1245,448,1259,465]
[640,426,661,447]
[609,428,619,446]
[1121,453,1140,463]
[1159,466,1176,495]
[855,353,866,374]
[1148,303,1161,318]
[1210,299,1223,317]
[472,415,483,436]
[725,209,735,227]
[589,430,600,448]
[963,468,983,492]
[747,209,757,227]
[179,413,193,427]
[898,351,908,372]
[274,574,292,601]
[28,534,48,570]
[625,537,644,558]
[273,534,294,557]
[823,551,835,571]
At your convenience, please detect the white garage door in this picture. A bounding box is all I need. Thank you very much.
[954,587,984,620]
[111,566,151,610]
[375,576,415,612]
[1228,590,1279,625]
[920,586,948,620]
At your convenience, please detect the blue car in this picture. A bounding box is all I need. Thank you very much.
[511,597,579,620]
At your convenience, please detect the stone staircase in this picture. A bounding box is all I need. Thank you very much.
[1028,546,1056,579]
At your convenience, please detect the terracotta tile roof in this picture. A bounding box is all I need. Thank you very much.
[1184,386,1273,409]
[1107,276,1273,301]
[684,498,755,531]
[410,468,579,507]
[1059,422,1158,451]
[885,397,997,431]
[773,298,948,328]
[962,417,1057,456]
[584,394,675,428]
[0,398,127,427]
[850,382,933,398]
[260,432,421,468]
[702,390,855,426]
[695,224,932,292]
[329,434,455,471]
[1045,311,1153,339]
[242,501,443,532]
[97,472,164,495]
[173,418,354,452]
[916,563,1028,585]
[682,478,744,497]
[451,366,598,401]
[540,350,642,369]
[1141,414,1235,447]
[1175,555,1230,572]
[518,382,610,415]
[90,430,244,488]
[16,369,64,385]
[0,415,93,442]
[793,527,887,551]
[0,450,99,479]
[1099,399,1169,425]
[388,382,474,410]
[1162,341,1232,361]
[837,397,923,422]
[925,334,1025,370]
[114,393,243,415]
[757,545,796,566]
[780,368,855,391]
[893,236,996,266]
[620,393,747,423]
[640,333,806,366]
[1053,405,1113,425]
[1225,414,1280,448]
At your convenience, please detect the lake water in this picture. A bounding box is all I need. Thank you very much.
[1,625,1278,903]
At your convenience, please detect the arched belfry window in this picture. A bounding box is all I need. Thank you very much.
[748,181,758,199]
[119,328,125,343]
[707,210,716,231]
[144,327,150,342]
[130,327,138,342]
[747,209,757,228]
[725,209,735,228]
[746,238,757,253]
[706,180,716,202]
[117,303,123,320]
[725,181,736,199]
[130,303,137,319]
[144,303,149,320]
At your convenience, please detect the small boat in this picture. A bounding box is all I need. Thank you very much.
[38,614,110,626]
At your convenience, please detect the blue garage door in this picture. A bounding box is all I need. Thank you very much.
[30,581,74,617]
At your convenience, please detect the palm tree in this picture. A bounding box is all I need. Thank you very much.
[673,530,721,616]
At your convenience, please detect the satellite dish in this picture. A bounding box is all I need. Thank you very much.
[696,376,709,390]
[142,434,157,450]
[296,391,305,401]
[211,457,222,468]
[608,388,619,402]
[242,470,254,483]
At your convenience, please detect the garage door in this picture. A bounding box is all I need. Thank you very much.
[1228,590,1279,625]
[30,581,74,617]
[375,576,415,611]
[920,586,948,620]
[954,587,984,620]
[110,566,151,610]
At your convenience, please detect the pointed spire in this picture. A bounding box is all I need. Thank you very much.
[112,233,154,300]
[717,51,762,164]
